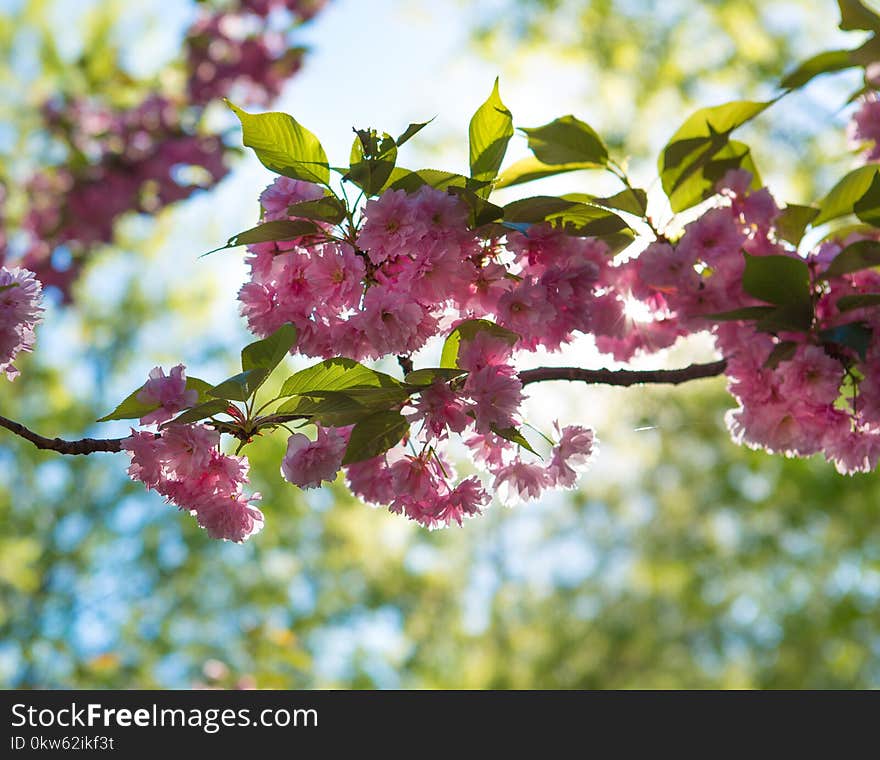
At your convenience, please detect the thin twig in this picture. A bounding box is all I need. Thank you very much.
[518,359,727,388]
[0,360,728,455]
[0,414,127,455]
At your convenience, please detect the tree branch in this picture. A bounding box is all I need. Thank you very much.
[518,359,727,387]
[0,360,728,456]
[0,414,127,455]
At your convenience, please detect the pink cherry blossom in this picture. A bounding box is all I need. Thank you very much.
[436,477,489,526]
[410,380,470,437]
[463,364,523,433]
[359,287,435,358]
[260,177,324,220]
[457,331,515,372]
[497,281,558,348]
[137,364,200,425]
[122,423,263,542]
[344,453,398,506]
[548,425,596,488]
[849,95,880,162]
[824,428,880,475]
[160,423,220,478]
[776,345,843,406]
[637,242,699,293]
[492,459,552,506]
[356,189,421,265]
[280,427,348,489]
[194,492,265,543]
[676,207,745,267]
[0,266,44,380]
[122,429,165,489]
[307,243,365,308]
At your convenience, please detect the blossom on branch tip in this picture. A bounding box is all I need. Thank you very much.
[137,364,199,425]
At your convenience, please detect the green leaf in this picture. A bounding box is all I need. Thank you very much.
[227,101,329,184]
[817,223,877,245]
[521,114,608,166]
[822,240,880,278]
[491,424,538,455]
[503,195,577,220]
[448,186,505,227]
[208,369,269,402]
[755,304,815,333]
[763,341,798,369]
[854,171,880,226]
[276,390,406,427]
[342,410,410,465]
[346,129,398,196]
[837,293,880,311]
[852,34,880,66]
[666,100,771,143]
[207,219,322,255]
[503,195,631,238]
[663,138,762,213]
[396,119,433,146]
[279,358,402,397]
[814,165,880,225]
[287,196,347,225]
[742,253,811,309]
[703,305,778,322]
[405,368,468,386]
[820,321,873,359]
[775,204,820,247]
[469,78,514,193]
[838,0,880,31]
[186,377,215,401]
[241,323,297,384]
[96,376,212,422]
[659,100,770,213]
[780,49,857,89]
[596,229,638,255]
[164,399,232,426]
[440,319,519,369]
[494,156,604,189]
[95,397,153,424]
[587,188,649,217]
[383,168,482,194]
[334,387,412,403]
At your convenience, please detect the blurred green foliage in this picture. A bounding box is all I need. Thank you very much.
[1,0,879,689]
[467,0,860,201]
[5,345,880,687]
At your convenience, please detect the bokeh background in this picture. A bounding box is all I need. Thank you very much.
[3,0,880,688]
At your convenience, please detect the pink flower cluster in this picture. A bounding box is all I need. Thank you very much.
[122,365,263,542]
[633,168,880,473]
[239,177,660,362]
[20,96,227,299]
[186,0,323,107]
[849,92,880,163]
[275,331,596,528]
[2,0,325,300]
[0,266,44,380]
[236,179,609,524]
